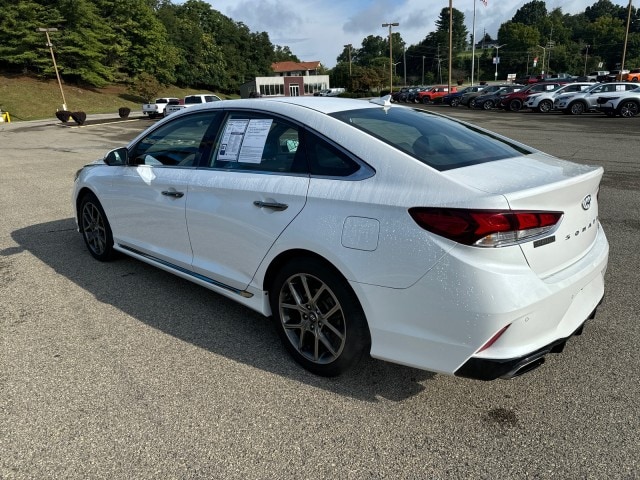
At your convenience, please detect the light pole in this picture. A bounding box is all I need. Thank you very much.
[494,44,506,82]
[393,61,401,77]
[584,44,590,76]
[537,45,547,74]
[422,55,425,85]
[382,22,399,92]
[37,27,67,111]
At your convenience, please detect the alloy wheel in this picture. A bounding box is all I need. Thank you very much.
[619,101,639,117]
[81,201,108,256]
[539,100,552,113]
[278,273,347,365]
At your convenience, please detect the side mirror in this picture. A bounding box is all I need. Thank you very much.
[104,147,128,166]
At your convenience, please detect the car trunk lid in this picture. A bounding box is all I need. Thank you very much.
[445,154,603,278]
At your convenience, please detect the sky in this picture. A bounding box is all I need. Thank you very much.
[202,0,632,68]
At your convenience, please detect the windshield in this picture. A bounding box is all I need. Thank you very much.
[330,107,532,171]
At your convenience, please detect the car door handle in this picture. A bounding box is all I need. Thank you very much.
[253,201,288,211]
[162,190,184,198]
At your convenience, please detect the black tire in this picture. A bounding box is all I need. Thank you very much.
[79,192,115,262]
[538,99,553,113]
[468,98,476,109]
[270,258,370,377]
[509,99,523,111]
[450,98,460,107]
[618,100,639,117]
[422,96,430,104]
[569,101,586,115]
[482,99,493,110]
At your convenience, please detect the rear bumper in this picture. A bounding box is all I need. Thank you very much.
[454,304,600,380]
[353,226,608,379]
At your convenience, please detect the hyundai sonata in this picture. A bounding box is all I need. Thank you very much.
[73,96,608,379]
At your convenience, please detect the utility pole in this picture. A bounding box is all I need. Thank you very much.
[620,0,632,74]
[37,27,67,111]
[403,45,407,86]
[448,0,452,92]
[343,44,352,77]
[382,22,399,93]
[422,56,425,85]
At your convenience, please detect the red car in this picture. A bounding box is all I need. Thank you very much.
[417,85,457,104]
[499,82,567,111]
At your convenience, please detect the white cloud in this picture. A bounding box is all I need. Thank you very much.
[204,0,632,67]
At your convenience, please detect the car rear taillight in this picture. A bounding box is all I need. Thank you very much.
[408,208,563,247]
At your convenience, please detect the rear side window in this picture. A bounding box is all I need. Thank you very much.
[210,113,304,174]
[330,107,532,171]
[304,133,360,177]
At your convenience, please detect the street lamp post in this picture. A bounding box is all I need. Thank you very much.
[382,22,399,93]
[343,43,352,77]
[37,27,67,111]
[537,45,547,74]
[422,56,425,85]
[584,44,590,76]
[494,44,506,82]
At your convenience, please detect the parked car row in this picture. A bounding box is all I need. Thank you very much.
[447,81,640,117]
[391,85,457,104]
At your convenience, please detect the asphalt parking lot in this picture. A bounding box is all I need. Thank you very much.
[1,108,638,479]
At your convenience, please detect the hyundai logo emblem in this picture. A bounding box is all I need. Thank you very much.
[582,195,592,211]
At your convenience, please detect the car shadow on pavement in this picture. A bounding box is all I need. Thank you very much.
[9,218,435,402]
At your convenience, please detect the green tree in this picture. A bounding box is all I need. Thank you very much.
[274,45,300,63]
[96,0,178,84]
[54,0,115,86]
[584,0,627,23]
[434,7,468,52]
[0,1,65,75]
[355,35,388,66]
[512,0,547,26]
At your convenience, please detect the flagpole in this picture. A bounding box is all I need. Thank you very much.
[471,0,477,85]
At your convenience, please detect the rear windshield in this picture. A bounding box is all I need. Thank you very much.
[330,107,532,171]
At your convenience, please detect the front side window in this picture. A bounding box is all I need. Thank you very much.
[210,113,304,174]
[130,112,220,167]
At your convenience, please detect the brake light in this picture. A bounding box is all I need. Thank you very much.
[409,208,563,247]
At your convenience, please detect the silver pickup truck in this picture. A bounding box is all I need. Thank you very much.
[164,94,222,116]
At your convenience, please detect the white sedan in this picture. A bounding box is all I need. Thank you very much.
[73,96,608,380]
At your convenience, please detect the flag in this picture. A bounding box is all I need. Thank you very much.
[481,0,488,6]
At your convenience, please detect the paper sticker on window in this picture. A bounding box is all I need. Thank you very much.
[218,119,250,161]
[238,119,273,164]
[217,118,273,163]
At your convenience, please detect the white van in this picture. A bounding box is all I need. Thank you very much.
[319,88,345,97]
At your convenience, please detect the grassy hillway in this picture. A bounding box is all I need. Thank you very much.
[0,74,233,122]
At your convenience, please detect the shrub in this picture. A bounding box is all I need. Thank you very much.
[118,107,131,118]
[70,112,87,125]
[55,110,71,122]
